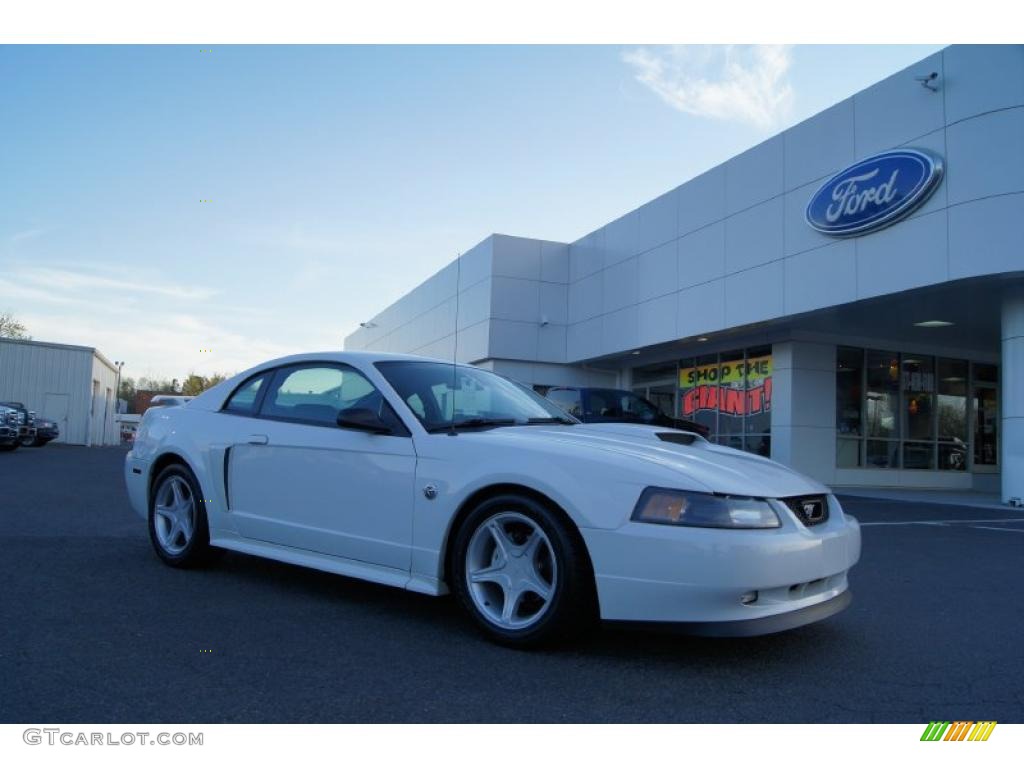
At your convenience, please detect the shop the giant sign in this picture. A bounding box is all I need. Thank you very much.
[679,355,772,418]
[806,149,943,237]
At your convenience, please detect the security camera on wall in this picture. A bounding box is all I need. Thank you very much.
[915,71,939,90]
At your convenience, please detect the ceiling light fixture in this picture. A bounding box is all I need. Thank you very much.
[914,320,954,328]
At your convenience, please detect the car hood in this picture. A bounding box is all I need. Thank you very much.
[465,422,829,498]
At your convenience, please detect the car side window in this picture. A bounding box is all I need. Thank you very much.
[258,363,402,431]
[223,374,266,415]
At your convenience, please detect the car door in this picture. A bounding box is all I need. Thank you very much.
[226,362,417,571]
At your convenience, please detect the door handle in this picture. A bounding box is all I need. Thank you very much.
[245,434,269,445]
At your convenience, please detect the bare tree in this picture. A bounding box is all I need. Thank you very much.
[0,312,30,340]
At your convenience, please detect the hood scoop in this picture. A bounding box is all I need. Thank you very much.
[655,432,698,446]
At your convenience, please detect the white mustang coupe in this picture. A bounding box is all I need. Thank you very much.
[124,351,861,646]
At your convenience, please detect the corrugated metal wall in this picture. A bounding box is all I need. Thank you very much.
[0,340,119,446]
[89,353,119,446]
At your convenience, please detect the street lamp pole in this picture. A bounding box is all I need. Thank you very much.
[113,360,124,444]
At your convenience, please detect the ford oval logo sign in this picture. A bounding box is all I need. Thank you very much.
[806,149,943,237]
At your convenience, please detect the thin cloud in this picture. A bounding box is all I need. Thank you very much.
[9,228,45,244]
[16,266,219,301]
[622,45,794,129]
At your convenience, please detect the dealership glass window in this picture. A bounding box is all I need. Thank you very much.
[902,354,935,469]
[836,348,992,471]
[717,350,745,450]
[681,354,719,437]
[677,347,772,457]
[631,360,679,419]
[836,347,863,467]
[937,359,968,471]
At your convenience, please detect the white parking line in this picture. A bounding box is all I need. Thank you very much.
[859,517,1024,527]
[968,525,1024,534]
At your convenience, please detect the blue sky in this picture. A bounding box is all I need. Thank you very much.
[0,44,943,381]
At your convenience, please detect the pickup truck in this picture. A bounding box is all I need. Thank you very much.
[0,401,37,450]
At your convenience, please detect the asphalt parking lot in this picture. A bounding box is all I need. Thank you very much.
[1,445,1022,723]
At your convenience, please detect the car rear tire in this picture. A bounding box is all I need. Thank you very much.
[148,463,216,568]
[19,436,37,447]
[451,493,596,648]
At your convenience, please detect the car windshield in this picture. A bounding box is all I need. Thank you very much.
[376,361,576,432]
[587,389,661,421]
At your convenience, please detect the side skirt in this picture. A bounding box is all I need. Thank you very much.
[209,532,447,596]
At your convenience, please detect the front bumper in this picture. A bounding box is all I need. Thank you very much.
[609,589,852,637]
[581,498,861,632]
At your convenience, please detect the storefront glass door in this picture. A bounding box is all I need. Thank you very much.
[972,383,999,468]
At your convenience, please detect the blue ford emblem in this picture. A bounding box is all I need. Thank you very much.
[806,149,943,237]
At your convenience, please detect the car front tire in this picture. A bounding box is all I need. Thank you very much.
[0,442,19,452]
[451,493,596,648]
[148,463,216,568]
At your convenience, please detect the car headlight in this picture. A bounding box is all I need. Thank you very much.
[632,488,781,529]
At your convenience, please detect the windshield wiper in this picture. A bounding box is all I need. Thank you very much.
[427,417,518,433]
[526,416,575,425]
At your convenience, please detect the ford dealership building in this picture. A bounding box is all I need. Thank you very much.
[346,45,1024,504]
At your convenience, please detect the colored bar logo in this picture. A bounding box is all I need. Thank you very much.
[920,721,997,741]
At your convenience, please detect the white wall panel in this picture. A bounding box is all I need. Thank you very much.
[539,282,568,325]
[677,165,725,236]
[784,99,855,191]
[568,270,603,324]
[636,294,677,347]
[725,197,784,274]
[490,277,541,322]
[637,188,678,254]
[945,107,1024,206]
[856,210,949,299]
[540,241,570,283]
[677,222,725,289]
[603,210,639,266]
[943,44,1024,125]
[677,280,726,339]
[853,52,945,156]
[602,256,638,314]
[637,240,677,302]
[784,240,857,317]
[569,229,604,282]
[492,234,542,281]
[601,306,639,356]
[724,260,784,328]
[948,192,1024,280]
[725,135,783,215]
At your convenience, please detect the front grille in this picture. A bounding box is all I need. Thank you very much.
[782,494,829,527]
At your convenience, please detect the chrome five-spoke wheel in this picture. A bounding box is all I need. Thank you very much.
[465,512,558,630]
[153,474,196,556]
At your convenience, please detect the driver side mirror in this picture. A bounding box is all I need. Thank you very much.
[336,408,393,435]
